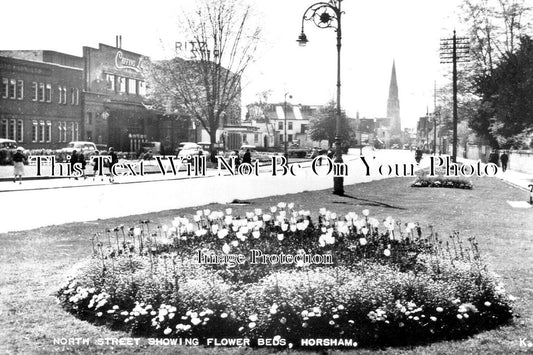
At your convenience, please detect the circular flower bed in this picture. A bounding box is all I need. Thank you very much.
[57,204,514,349]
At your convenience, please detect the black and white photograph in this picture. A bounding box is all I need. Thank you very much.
[0,0,532,353]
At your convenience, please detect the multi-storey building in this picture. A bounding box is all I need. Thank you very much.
[0,55,83,149]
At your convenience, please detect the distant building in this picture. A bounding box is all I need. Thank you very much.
[1,41,219,154]
[0,55,83,149]
[386,60,401,137]
[245,103,320,149]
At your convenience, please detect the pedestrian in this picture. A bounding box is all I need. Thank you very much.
[415,147,423,164]
[488,149,499,166]
[92,150,103,181]
[233,150,241,170]
[70,150,79,180]
[242,149,252,165]
[500,151,509,172]
[12,147,26,184]
[108,147,118,183]
[78,150,87,179]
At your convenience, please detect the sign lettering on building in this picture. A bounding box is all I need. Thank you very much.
[114,51,142,72]
[175,41,219,60]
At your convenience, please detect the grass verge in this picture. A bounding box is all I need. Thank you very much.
[0,175,531,354]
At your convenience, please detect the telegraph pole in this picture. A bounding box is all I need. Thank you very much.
[440,30,469,162]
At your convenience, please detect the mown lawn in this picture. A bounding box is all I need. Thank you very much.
[0,175,532,354]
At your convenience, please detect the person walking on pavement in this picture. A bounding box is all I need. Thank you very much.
[12,147,26,184]
[78,151,87,179]
[108,147,118,183]
[500,151,509,172]
[92,150,103,181]
[242,149,252,165]
[488,149,500,166]
[69,150,79,180]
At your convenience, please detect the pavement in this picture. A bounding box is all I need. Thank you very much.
[457,157,533,192]
[0,150,531,234]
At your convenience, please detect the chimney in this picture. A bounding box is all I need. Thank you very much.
[119,35,122,49]
[116,35,119,48]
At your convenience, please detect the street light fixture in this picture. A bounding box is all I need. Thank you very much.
[284,92,292,159]
[297,0,344,195]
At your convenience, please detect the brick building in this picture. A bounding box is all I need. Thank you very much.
[0,55,83,149]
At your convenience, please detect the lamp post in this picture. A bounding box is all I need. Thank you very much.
[297,0,344,195]
[283,92,292,159]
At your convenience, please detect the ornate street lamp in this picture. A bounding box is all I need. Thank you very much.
[297,0,344,195]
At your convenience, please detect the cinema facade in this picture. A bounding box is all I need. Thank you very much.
[0,43,221,153]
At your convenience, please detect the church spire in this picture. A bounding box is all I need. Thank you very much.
[387,60,401,136]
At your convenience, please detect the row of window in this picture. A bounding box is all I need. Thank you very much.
[0,119,23,141]
[1,78,80,105]
[0,119,79,143]
[105,74,146,96]
[278,121,294,130]
[241,133,260,144]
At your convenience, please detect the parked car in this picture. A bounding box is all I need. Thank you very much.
[57,141,97,161]
[0,138,27,165]
[176,142,209,159]
[95,144,108,152]
[197,141,224,156]
[140,141,162,155]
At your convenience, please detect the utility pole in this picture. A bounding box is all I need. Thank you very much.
[433,81,437,155]
[440,30,469,162]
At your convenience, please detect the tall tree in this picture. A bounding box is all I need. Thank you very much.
[309,100,352,148]
[146,0,261,153]
[475,36,533,148]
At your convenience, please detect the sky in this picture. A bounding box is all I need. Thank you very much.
[1,0,467,129]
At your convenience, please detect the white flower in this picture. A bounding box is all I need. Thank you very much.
[225,208,232,215]
[362,209,370,216]
[191,317,201,325]
[288,203,294,209]
[252,231,261,239]
[278,202,287,208]
[222,243,231,254]
[249,314,258,322]
[270,206,277,213]
[220,312,228,318]
[217,229,228,239]
[211,224,219,234]
[163,327,172,335]
[436,307,444,312]
[383,249,391,257]
[484,301,491,307]
[290,224,297,232]
[277,233,284,241]
[281,224,288,232]
[430,316,437,322]
[133,227,142,236]
[249,322,256,328]
[359,238,367,246]
[231,240,239,247]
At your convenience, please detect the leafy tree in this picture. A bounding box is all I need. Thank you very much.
[475,36,533,148]
[146,0,261,154]
[309,100,353,147]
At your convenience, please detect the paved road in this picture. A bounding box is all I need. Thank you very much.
[0,150,420,233]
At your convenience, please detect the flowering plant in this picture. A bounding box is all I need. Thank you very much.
[57,204,514,348]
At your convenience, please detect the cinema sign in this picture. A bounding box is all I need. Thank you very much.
[115,51,143,72]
